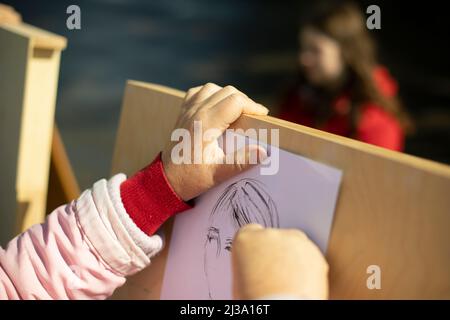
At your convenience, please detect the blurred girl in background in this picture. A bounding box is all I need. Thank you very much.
[279,1,413,151]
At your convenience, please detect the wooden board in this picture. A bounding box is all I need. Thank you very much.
[0,23,66,245]
[110,80,450,299]
[46,124,81,214]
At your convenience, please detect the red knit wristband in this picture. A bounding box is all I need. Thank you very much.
[120,153,192,235]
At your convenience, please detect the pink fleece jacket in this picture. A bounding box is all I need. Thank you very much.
[0,154,190,299]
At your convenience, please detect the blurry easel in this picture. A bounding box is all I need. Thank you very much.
[0,4,21,25]
[0,4,79,244]
[46,125,80,215]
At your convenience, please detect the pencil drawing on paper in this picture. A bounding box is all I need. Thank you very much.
[203,178,279,299]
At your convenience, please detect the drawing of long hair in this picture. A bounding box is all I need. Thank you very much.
[210,178,279,228]
[203,178,279,299]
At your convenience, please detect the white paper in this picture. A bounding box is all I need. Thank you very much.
[160,134,342,300]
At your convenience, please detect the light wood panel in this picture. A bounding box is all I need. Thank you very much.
[46,125,81,214]
[0,4,21,25]
[111,80,450,299]
[0,23,66,245]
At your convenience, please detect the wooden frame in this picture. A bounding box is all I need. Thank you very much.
[0,23,66,245]
[46,124,81,214]
[110,80,450,299]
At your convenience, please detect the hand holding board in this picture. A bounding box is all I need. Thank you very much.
[110,80,450,299]
[160,132,342,299]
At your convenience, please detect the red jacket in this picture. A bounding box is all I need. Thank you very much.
[278,67,404,151]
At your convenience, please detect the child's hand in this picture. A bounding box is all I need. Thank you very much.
[231,224,329,299]
[161,83,269,201]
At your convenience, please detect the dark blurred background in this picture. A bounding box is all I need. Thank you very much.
[3,0,449,189]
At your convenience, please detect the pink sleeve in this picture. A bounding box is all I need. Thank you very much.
[0,156,190,299]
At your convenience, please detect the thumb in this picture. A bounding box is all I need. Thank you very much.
[213,144,267,183]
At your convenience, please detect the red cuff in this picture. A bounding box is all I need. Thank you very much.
[120,153,192,235]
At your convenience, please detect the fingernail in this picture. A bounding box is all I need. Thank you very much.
[259,104,269,114]
[256,147,268,163]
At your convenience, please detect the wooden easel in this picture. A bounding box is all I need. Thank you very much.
[0,9,79,244]
[110,80,450,299]
[46,125,80,215]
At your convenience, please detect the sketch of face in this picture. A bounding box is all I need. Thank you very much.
[203,179,279,299]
